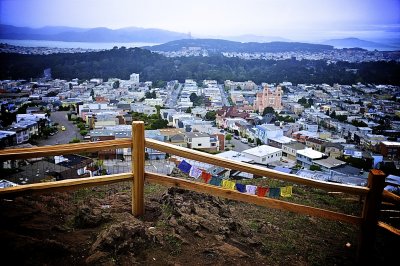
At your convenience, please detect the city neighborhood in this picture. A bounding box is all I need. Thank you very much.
[1,71,399,189]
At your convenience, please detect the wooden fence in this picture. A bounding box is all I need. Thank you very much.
[0,121,399,263]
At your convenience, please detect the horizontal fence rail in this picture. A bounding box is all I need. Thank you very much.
[0,173,132,196]
[382,190,400,205]
[0,139,132,160]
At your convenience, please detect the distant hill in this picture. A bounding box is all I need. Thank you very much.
[218,34,291,43]
[145,39,334,53]
[0,24,189,43]
[322,37,397,51]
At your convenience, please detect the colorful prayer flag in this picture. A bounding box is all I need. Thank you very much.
[280,186,293,197]
[256,186,269,197]
[245,185,257,195]
[269,187,280,198]
[201,172,212,183]
[222,179,236,190]
[177,160,192,174]
[209,176,222,186]
[235,183,246,193]
[189,166,202,179]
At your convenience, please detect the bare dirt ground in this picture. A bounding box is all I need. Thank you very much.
[0,181,398,265]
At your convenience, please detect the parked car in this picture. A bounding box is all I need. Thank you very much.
[241,138,248,144]
[249,143,256,147]
[234,135,240,140]
[61,126,66,131]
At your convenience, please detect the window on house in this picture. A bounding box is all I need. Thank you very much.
[262,157,266,161]
[198,143,202,146]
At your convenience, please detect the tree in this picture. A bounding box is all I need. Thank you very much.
[225,133,232,143]
[310,165,322,171]
[145,90,157,99]
[205,111,216,121]
[80,130,88,136]
[262,107,275,116]
[185,107,192,114]
[113,80,120,89]
[351,120,368,127]
[69,138,81,143]
[307,98,314,106]
[330,110,336,119]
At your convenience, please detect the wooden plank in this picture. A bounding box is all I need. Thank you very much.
[358,169,386,263]
[132,122,145,216]
[377,221,400,236]
[146,138,369,196]
[382,190,400,205]
[0,173,132,196]
[0,139,132,160]
[145,172,362,225]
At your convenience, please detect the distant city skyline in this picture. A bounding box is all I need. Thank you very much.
[1,0,399,42]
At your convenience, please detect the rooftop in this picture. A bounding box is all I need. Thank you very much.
[297,148,324,159]
[216,151,253,163]
[243,145,281,157]
[313,157,346,169]
[381,141,400,147]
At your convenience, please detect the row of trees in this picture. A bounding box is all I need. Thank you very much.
[1,47,399,85]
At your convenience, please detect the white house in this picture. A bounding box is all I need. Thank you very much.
[296,148,325,169]
[144,98,163,107]
[184,132,216,150]
[242,145,282,165]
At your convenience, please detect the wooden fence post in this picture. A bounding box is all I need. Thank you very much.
[357,169,386,263]
[132,121,145,216]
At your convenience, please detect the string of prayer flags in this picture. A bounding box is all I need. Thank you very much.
[222,179,236,190]
[235,183,246,193]
[269,188,280,198]
[280,186,293,197]
[256,187,269,197]
[178,160,192,174]
[175,159,293,199]
[189,166,202,179]
[209,176,222,186]
[245,185,257,195]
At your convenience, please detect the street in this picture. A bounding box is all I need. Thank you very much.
[165,83,182,108]
[37,111,80,146]
[218,84,231,107]
[227,137,252,152]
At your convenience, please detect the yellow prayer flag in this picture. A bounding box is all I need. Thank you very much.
[222,179,236,190]
[280,186,293,197]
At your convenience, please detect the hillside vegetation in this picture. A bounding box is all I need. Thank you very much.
[1,47,400,85]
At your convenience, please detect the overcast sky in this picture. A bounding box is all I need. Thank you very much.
[1,0,399,41]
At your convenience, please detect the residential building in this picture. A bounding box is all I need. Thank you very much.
[282,142,306,161]
[323,143,343,158]
[242,145,282,165]
[380,141,400,159]
[313,157,347,172]
[296,148,325,169]
[184,132,219,151]
[305,137,326,152]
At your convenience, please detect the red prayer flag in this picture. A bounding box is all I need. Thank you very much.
[256,186,269,197]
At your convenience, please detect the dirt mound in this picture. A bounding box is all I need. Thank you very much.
[159,187,249,238]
